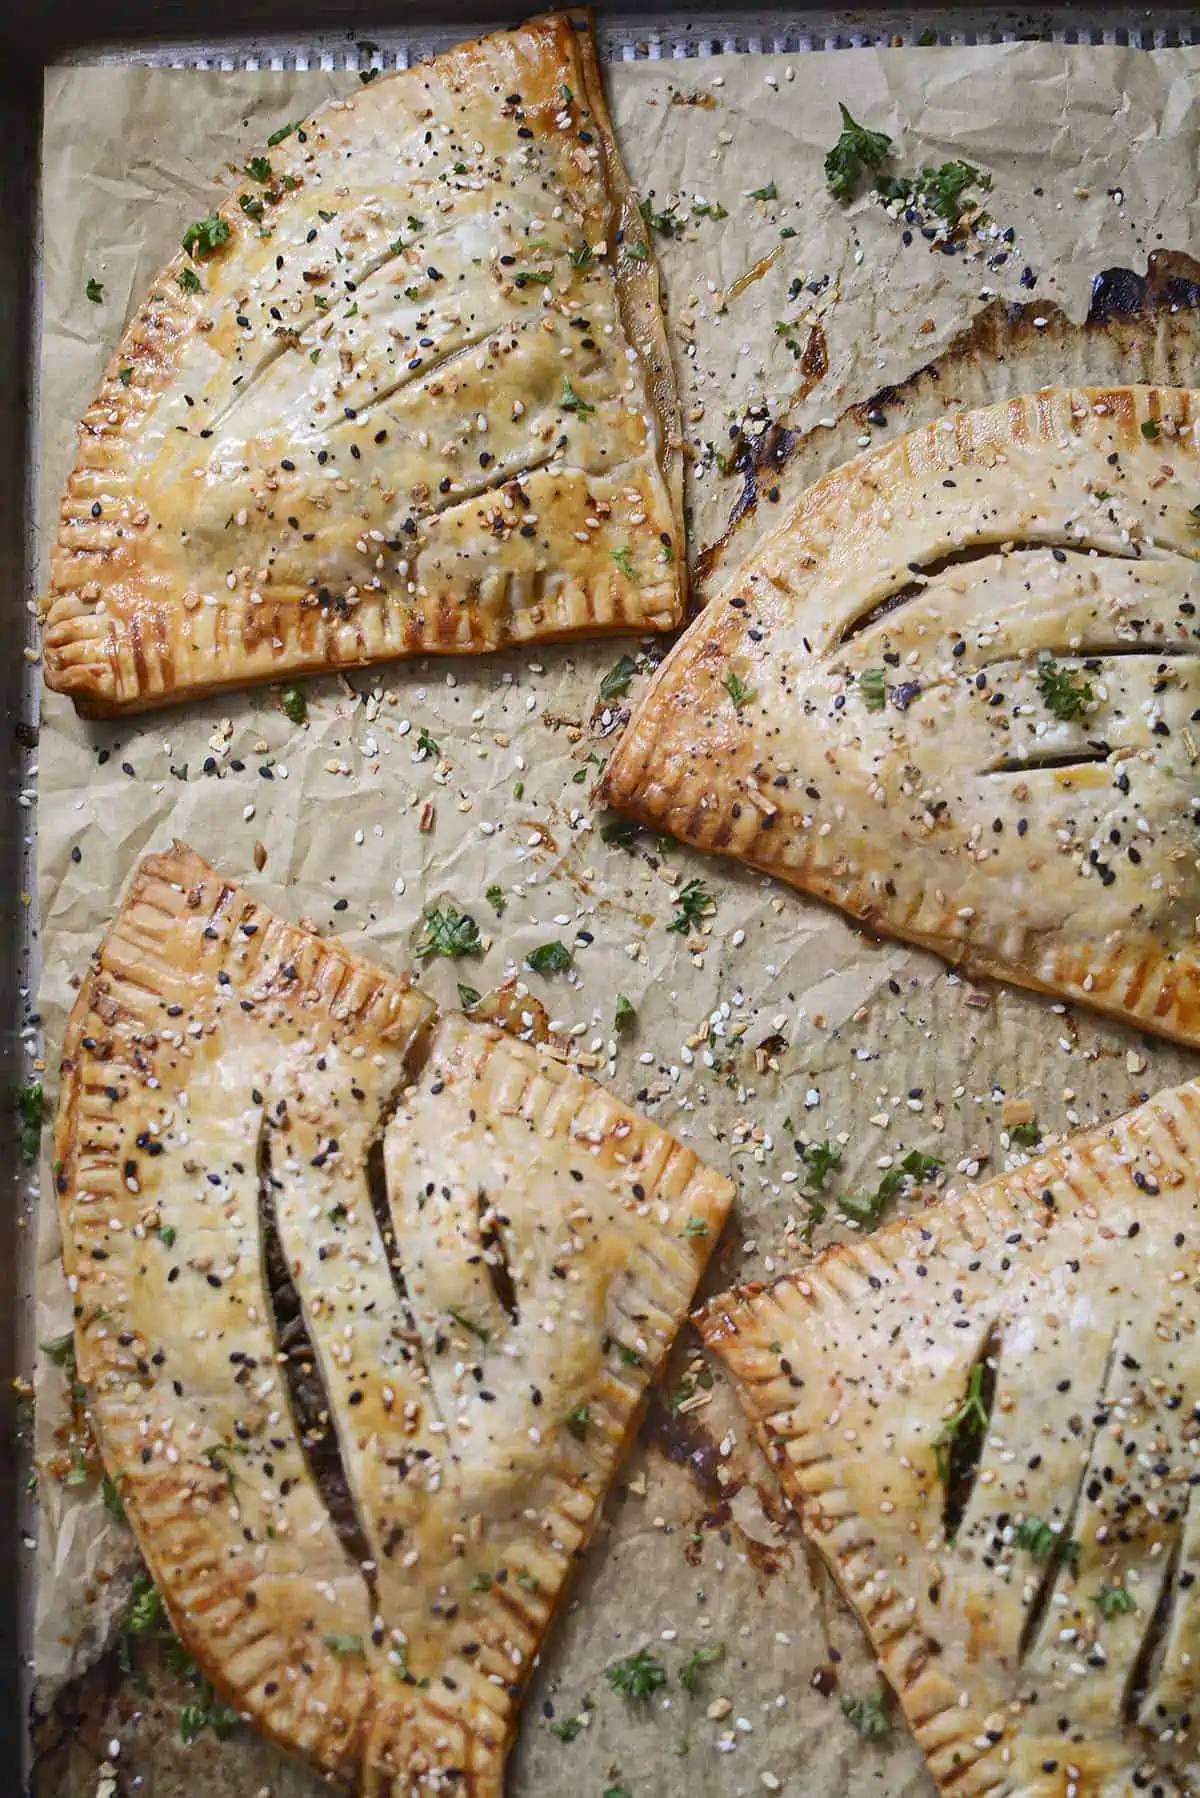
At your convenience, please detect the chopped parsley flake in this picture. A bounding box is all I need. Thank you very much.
[18,1081,43,1163]
[177,266,203,294]
[624,241,649,262]
[101,1473,125,1519]
[610,546,635,580]
[614,993,636,1029]
[879,159,991,223]
[1091,1583,1136,1618]
[723,669,757,708]
[484,884,506,915]
[800,1140,843,1191]
[679,1216,710,1238]
[245,155,272,182]
[322,1632,363,1655]
[857,667,887,711]
[932,1362,989,1481]
[837,1148,941,1228]
[678,1643,724,1693]
[640,195,684,236]
[841,1686,893,1740]
[692,199,728,220]
[1036,652,1093,722]
[280,685,307,725]
[604,1648,667,1700]
[40,1332,76,1370]
[564,1403,590,1441]
[1141,418,1161,440]
[667,878,713,935]
[1013,1515,1080,1575]
[457,984,481,1010]
[415,726,440,760]
[85,277,104,303]
[1010,1119,1042,1147]
[266,119,303,147]
[749,181,778,201]
[415,904,481,961]
[157,1224,177,1248]
[549,1715,583,1741]
[569,242,594,269]
[599,654,637,702]
[825,104,893,202]
[181,212,231,260]
[526,940,573,975]
[560,375,594,415]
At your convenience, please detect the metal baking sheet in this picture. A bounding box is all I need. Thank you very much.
[7,6,1200,1794]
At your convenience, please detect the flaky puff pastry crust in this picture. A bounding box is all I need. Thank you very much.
[699,1080,1200,1797]
[600,386,1200,1047]
[42,12,684,715]
[55,842,732,1792]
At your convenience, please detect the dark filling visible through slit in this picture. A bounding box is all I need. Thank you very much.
[988,745,1112,775]
[1122,1525,1185,1724]
[943,1328,1000,1543]
[839,538,1152,646]
[366,1130,417,1317]
[477,1188,519,1325]
[258,1122,376,1582]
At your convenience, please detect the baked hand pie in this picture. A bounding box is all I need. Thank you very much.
[697,1078,1200,1797]
[42,12,683,716]
[599,386,1200,1047]
[54,843,732,1791]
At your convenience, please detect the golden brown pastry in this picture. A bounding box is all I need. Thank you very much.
[600,386,1200,1047]
[698,1078,1200,1797]
[54,843,732,1792]
[42,12,683,715]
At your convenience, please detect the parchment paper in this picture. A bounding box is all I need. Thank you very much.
[32,39,1200,1797]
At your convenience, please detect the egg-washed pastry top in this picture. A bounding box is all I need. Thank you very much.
[42,10,683,715]
[54,842,732,1794]
[699,1077,1200,1798]
[599,386,1200,1048]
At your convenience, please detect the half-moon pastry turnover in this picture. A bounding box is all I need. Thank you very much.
[599,386,1200,1047]
[54,843,732,1792]
[42,12,683,716]
[697,1078,1200,1797]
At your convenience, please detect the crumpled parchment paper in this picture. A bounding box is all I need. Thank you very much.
[32,37,1200,1797]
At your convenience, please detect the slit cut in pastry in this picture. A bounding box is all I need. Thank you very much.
[599,386,1200,1048]
[54,842,732,1792]
[42,11,684,716]
[697,1079,1200,1797]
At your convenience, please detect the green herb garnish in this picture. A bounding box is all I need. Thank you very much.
[1091,1583,1136,1619]
[837,1148,941,1228]
[1141,419,1161,440]
[604,1648,667,1700]
[560,375,594,415]
[1036,652,1093,722]
[157,1224,177,1249]
[678,1643,724,1693]
[416,726,440,759]
[610,546,635,580]
[457,984,482,1010]
[879,160,991,224]
[679,1217,710,1238]
[181,212,231,260]
[624,241,650,262]
[415,904,481,961]
[692,199,728,220]
[667,878,713,935]
[526,941,573,975]
[564,1403,590,1441]
[550,1715,583,1741]
[723,669,757,708]
[101,1473,125,1519]
[857,667,887,711]
[118,366,133,385]
[514,270,551,287]
[800,1141,843,1191]
[178,267,203,294]
[40,1333,76,1370]
[825,104,893,202]
[280,685,307,725]
[614,994,636,1029]
[569,242,594,269]
[85,277,105,303]
[239,193,264,223]
[749,181,778,201]
[448,1307,490,1343]
[640,196,684,237]
[1013,1515,1080,1576]
[932,1362,990,1481]
[18,1082,43,1164]
[267,118,303,147]
[599,655,637,702]
[1010,1119,1042,1147]
[322,1632,363,1655]
[841,1686,893,1740]
[484,884,506,915]
[245,155,272,183]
